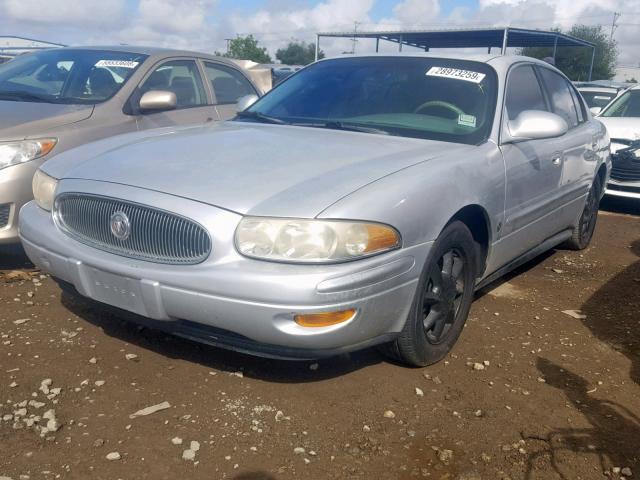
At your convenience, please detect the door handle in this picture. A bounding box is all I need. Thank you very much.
[551,156,562,166]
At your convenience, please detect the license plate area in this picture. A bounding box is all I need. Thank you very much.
[85,267,147,316]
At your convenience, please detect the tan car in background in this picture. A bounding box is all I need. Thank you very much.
[0,46,266,245]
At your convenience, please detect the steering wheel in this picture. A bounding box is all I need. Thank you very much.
[414,100,465,117]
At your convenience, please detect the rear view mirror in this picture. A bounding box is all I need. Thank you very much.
[139,90,177,112]
[236,94,259,113]
[503,110,568,144]
[589,106,602,115]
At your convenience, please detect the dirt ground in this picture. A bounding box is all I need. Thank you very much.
[1,198,639,480]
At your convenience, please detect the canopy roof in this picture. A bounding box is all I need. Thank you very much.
[315,27,596,79]
[316,27,595,50]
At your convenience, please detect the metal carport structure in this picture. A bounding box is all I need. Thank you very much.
[315,27,597,80]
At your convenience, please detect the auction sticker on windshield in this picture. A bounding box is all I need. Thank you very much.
[95,60,139,69]
[426,66,486,84]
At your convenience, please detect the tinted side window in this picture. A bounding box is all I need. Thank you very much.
[505,65,547,120]
[538,68,579,128]
[568,85,585,123]
[204,62,255,104]
[141,60,207,108]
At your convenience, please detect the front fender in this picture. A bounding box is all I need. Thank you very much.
[317,141,505,248]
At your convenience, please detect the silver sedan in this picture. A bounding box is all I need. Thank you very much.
[19,53,610,366]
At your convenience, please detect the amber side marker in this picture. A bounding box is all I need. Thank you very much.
[294,309,357,328]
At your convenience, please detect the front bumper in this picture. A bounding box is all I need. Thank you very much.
[19,183,429,358]
[606,180,640,199]
[0,159,43,244]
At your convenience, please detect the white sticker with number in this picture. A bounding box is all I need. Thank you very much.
[457,114,477,128]
[426,66,486,83]
[95,60,139,69]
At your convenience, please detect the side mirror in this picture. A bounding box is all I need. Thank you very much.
[139,90,177,112]
[236,94,259,113]
[503,110,568,143]
[589,106,602,116]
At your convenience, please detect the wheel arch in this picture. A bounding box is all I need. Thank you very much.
[446,204,492,278]
[596,163,607,191]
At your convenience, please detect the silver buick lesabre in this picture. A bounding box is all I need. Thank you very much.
[19,54,610,366]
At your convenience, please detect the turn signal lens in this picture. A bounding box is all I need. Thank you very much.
[294,309,357,327]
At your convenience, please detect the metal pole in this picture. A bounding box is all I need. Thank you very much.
[501,28,509,55]
[587,46,595,81]
[315,34,320,61]
[399,34,403,52]
[552,36,557,61]
[488,46,491,54]
[375,37,379,53]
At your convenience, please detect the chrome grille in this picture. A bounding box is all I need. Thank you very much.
[54,194,211,264]
[0,203,10,228]
[611,142,640,182]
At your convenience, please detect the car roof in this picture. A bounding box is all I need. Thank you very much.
[52,45,229,62]
[322,52,564,71]
[577,86,619,93]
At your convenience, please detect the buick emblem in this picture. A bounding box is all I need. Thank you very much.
[110,211,131,241]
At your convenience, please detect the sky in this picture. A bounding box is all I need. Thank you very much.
[1,0,639,65]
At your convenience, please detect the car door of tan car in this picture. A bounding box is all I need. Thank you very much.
[202,61,260,121]
[134,58,219,130]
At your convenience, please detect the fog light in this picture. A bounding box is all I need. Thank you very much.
[294,309,357,327]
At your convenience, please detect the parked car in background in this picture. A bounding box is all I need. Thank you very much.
[20,54,609,366]
[0,46,262,245]
[576,85,624,112]
[260,64,303,85]
[596,85,640,199]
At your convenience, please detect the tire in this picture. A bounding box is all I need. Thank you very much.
[563,176,602,251]
[381,221,477,367]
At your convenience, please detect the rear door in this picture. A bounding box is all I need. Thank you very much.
[500,63,566,256]
[133,58,218,130]
[202,61,258,120]
[537,67,594,214]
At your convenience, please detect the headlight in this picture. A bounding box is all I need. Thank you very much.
[32,169,58,211]
[0,138,57,170]
[235,217,401,263]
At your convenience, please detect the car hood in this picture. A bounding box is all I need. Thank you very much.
[0,100,93,139]
[45,121,472,218]
[597,117,640,151]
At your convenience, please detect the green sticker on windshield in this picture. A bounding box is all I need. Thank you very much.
[457,114,476,128]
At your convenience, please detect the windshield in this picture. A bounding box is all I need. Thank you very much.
[240,57,498,144]
[0,49,147,104]
[579,90,617,109]
[601,89,640,118]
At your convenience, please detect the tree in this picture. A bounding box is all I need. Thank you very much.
[275,41,324,65]
[518,25,618,81]
[217,35,272,64]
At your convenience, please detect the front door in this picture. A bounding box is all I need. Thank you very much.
[497,63,566,264]
[134,58,219,130]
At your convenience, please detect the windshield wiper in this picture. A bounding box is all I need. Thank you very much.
[236,110,289,124]
[321,121,390,136]
[0,90,56,103]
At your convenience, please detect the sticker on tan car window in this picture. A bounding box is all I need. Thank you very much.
[426,66,486,83]
[95,60,140,69]
[457,114,477,128]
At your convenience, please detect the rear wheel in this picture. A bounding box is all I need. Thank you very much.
[382,221,477,367]
[564,176,602,251]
